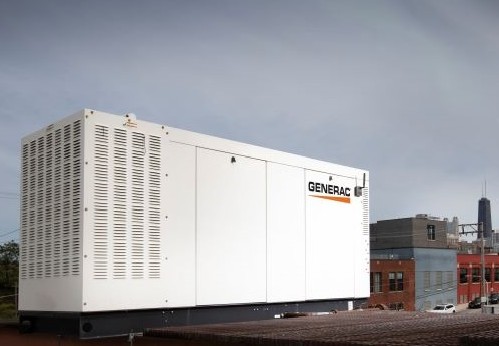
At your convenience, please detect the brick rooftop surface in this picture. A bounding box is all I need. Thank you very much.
[145,310,499,346]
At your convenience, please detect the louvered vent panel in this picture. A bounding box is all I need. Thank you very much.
[113,128,127,279]
[20,143,28,279]
[71,121,82,275]
[28,140,36,279]
[362,187,369,235]
[131,132,145,279]
[20,120,83,281]
[53,129,62,277]
[92,125,163,280]
[36,137,45,279]
[93,125,110,279]
[44,132,53,277]
[148,135,161,278]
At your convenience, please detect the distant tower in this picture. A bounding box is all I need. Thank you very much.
[478,197,492,238]
[447,216,459,237]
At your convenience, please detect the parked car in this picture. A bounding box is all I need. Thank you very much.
[468,297,485,309]
[489,293,499,304]
[427,304,456,313]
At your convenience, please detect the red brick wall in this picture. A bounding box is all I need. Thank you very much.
[368,259,416,311]
[457,253,499,304]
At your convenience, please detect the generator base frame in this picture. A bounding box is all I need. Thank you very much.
[19,298,367,339]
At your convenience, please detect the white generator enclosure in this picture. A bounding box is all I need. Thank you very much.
[19,109,369,336]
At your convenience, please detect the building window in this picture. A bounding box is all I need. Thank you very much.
[460,268,468,284]
[495,268,499,282]
[472,268,480,283]
[389,272,403,291]
[485,268,491,282]
[389,272,396,291]
[446,271,453,289]
[427,225,436,241]
[397,272,404,291]
[370,272,382,293]
[436,271,443,290]
[389,302,404,310]
[424,271,430,290]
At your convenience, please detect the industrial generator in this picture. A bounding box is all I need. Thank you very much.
[19,109,369,337]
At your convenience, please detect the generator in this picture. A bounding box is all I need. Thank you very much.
[19,109,369,337]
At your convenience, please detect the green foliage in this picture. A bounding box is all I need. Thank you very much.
[0,264,17,289]
[0,241,19,289]
[0,241,19,320]
[0,240,19,265]
[0,301,16,320]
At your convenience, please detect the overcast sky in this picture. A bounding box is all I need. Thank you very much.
[1,0,499,243]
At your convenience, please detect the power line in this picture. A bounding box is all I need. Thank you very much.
[370,228,459,238]
[0,294,18,300]
[371,232,455,240]
[0,229,19,239]
[0,192,19,200]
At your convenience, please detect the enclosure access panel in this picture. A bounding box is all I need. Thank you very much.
[19,109,370,337]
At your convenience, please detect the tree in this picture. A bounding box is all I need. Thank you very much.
[0,240,19,288]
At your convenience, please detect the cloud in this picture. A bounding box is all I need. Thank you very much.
[1,0,499,240]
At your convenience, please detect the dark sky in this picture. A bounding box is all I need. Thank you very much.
[2,0,499,242]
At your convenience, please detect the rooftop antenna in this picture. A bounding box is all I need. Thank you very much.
[481,180,487,198]
[354,173,366,197]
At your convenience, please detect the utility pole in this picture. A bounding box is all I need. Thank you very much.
[459,222,488,307]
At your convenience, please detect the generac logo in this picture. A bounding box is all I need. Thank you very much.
[308,181,351,204]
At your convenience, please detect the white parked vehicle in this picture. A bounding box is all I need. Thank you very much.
[428,304,456,313]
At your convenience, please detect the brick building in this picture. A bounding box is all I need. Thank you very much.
[369,258,416,310]
[370,215,457,311]
[457,253,499,304]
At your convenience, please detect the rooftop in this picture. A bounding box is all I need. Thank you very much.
[4,308,499,345]
[146,309,499,346]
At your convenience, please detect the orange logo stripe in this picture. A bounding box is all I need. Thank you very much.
[310,195,351,204]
